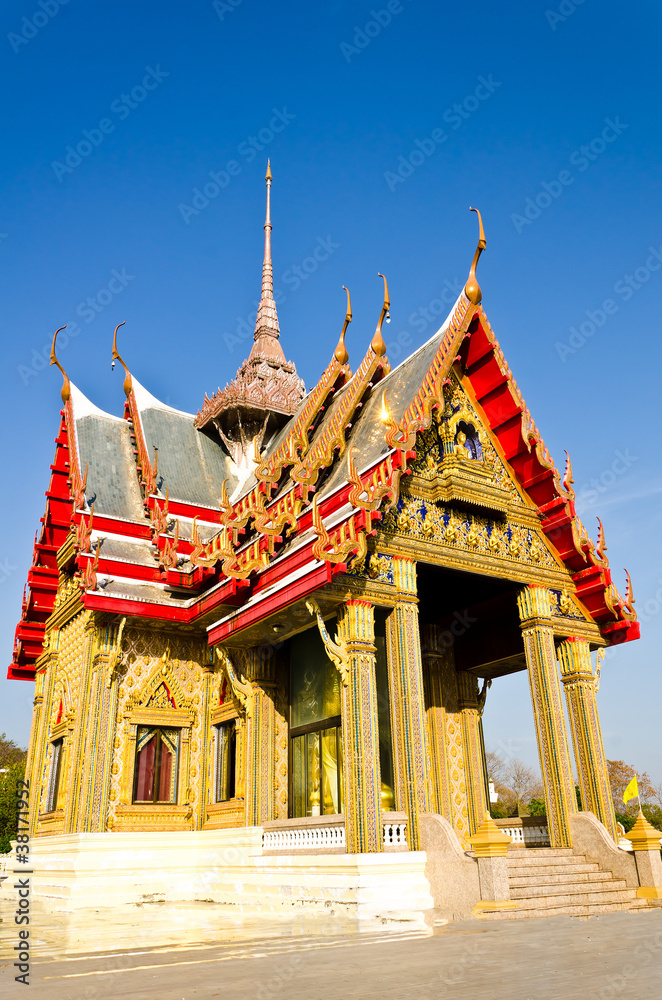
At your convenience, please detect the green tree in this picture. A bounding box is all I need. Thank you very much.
[0,761,26,853]
[0,734,27,853]
[0,733,26,769]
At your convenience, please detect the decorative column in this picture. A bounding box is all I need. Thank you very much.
[385,557,430,851]
[25,643,58,835]
[557,637,617,839]
[421,624,471,847]
[244,649,276,827]
[75,616,118,832]
[457,671,490,835]
[517,585,577,848]
[336,600,383,854]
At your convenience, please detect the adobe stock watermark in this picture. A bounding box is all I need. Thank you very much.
[340,0,413,63]
[555,244,662,362]
[17,268,135,385]
[511,117,627,233]
[8,0,72,54]
[178,107,296,224]
[408,277,464,335]
[574,448,637,515]
[223,236,339,352]
[0,559,17,584]
[384,76,501,192]
[546,0,588,31]
[597,931,662,1000]
[51,66,169,182]
[212,0,245,20]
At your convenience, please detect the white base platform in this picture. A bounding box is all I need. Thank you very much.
[1,829,434,931]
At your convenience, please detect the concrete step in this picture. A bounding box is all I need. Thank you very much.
[507,859,599,876]
[481,898,649,920]
[512,887,639,910]
[510,878,629,900]
[509,869,612,888]
[506,851,585,867]
[506,847,574,858]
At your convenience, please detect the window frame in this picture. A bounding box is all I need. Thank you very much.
[132,726,180,805]
[45,738,64,813]
[213,720,237,803]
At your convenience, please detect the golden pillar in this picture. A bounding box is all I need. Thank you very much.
[244,649,276,827]
[517,586,577,848]
[558,638,617,839]
[421,624,471,847]
[25,654,56,835]
[337,599,383,854]
[386,557,429,850]
[457,671,490,835]
[71,617,115,833]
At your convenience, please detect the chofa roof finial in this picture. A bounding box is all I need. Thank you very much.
[464,206,487,305]
[371,273,390,357]
[111,321,133,397]
[334,285,352,364]
[50,326,71,403]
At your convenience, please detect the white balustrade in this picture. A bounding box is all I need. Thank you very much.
[262,824,346,852]
[382,819,408,848]
[499,823,549,846]
[262,816,410,851]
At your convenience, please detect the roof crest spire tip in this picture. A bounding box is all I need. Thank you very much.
[465,206,487,306]
[370,273,390,357]
[111,321,133,397]
[50,325,71,403]
[334,285,352,364]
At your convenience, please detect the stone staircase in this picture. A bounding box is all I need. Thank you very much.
[488,847,650,919]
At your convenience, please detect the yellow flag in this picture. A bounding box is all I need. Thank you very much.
[623,776,639,804]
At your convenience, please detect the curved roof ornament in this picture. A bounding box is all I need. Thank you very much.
[464,206,487,305]
[370,273,390,357]
[111,321,133,397]
[49,326,71,403]
[624,569,636,616]
[334,285,352,364]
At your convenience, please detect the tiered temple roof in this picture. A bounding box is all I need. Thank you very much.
[8,185,639,681]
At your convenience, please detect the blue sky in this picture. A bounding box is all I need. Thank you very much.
[1,0,660,786]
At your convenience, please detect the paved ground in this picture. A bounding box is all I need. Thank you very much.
[2,909,661,999]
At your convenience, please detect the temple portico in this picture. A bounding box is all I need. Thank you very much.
[8,171,648,924]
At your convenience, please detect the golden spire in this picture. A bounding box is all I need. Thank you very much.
[464,206,487,305]
[49,326,71,403]
[111,321,133,397]
[624,569,636,615]
[334,285,352,364]
[370,273,390,357]
[563,450,575,499]
[596,517,609,567]
[249,161,285,362]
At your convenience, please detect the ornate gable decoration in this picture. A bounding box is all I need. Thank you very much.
[406,374,516,514]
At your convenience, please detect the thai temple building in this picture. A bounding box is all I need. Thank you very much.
[8,166,662,925]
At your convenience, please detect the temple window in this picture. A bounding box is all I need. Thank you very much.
[45,738,63,812]
[133,727,180,804]
[289,628,343,818]
[455,421,482,460]
[213,720,237,802]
